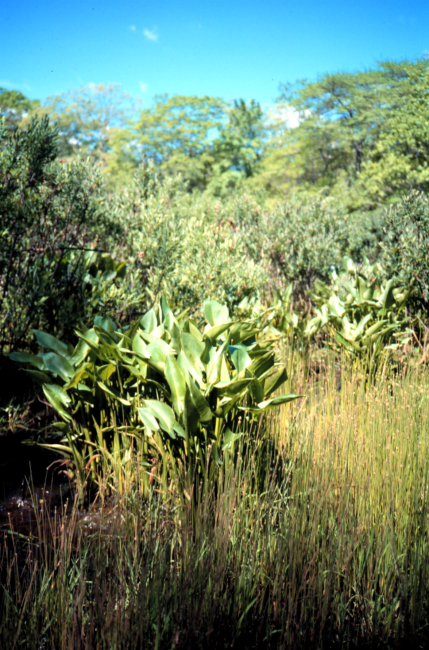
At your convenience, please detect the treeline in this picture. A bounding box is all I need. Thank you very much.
[2,57,429,208]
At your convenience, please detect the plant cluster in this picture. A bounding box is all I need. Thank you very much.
[9,297,299,500]
[0,115,129,355]
[3,359,429,649]
[381,191,429,311]
[306,257,413,376]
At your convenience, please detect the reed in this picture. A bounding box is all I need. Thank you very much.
[2,355,429,649]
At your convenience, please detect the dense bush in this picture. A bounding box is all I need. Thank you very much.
[306,257,413,378]
[0,116,127,354]
[106,164,268,315]
[215,193,385,299]
[381,191,429,313]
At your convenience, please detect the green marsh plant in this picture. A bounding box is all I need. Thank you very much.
[10,297,299,501]
[306,256,413,380]
[3,358,429,648]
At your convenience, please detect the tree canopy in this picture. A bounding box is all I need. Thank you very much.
[260,58,429,209]
[7,57,429,207]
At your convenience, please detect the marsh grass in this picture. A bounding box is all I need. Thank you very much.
[2,355,429,649]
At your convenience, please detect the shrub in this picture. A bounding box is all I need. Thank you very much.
[381,191,429,313]
[106,164,268,316]
[0,115,125,355]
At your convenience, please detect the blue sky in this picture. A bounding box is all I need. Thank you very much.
[2,0,428,109]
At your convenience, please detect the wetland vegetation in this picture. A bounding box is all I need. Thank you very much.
[2,58,429,649]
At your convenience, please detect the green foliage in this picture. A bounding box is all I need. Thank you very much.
[207,99,266,196]
[306,257,413,376]
[10,297,299,500]
[381,191,429,310]
[107,163,268,315]
[0,115,128,353]
[225,193,385,294]
[116,94,226,191]
[264,58,429,209]
[23,84,138,171]
[0,87,40,132]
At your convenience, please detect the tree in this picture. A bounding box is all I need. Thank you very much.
[0,88,40,132]
[130,94,227,191]
[24,84,138,169]
[263,58,429,209]
[207,99,266,195]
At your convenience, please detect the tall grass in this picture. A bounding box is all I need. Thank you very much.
[2,357,429,649]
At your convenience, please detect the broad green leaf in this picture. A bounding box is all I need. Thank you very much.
[362,319,388,340]
[188,320,203,341]
[94,315,118,336]
[263,366,288,399]
[41,352,74,381]
[220,354,230,382]
[177,349,203,385]
[204,300,229,326]
[247,352,275,379]
[200,337,215,366]
[42,383,72,421]
[215,377,252,397]
[249,377,264,404]
[353,313,373,339]
[64,363,91,390]
[182,332,205,366]
[33,330,70,358]
[165,355,187,417]
[124,364,148,380]
[204,321,235,342]
[328,295,345,319]
[143,399,176,432]
[77,331,101,356]
[131,333,150,359]
[206,336,229,387]
[97,381,131,406]
[25,369,53,385]
[241,393,302,412]
[229,323,260,345]
[230,345,252,372]
[140,308,157,333]
[70,338,91,366]
[258,393,302,409]
[8,351,44,370]
[139,330,172,356]
[376,278,396,311]
[160,294,172,319]
[187,378,213,422]
[334,331,362,352]
[172,421,186,439]
[183,389,200,435]
[214,394,243,417]
[137,408,160,432]
[169,321,182,353]
[98,363,116,383]
[222,427,243,451]
[146,342,167,373]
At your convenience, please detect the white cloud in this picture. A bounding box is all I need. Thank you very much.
[143,27,158,41]
[129,25,136,31]
[139,82,148,92]
[266,104,301,129]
